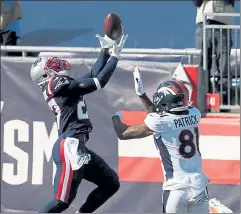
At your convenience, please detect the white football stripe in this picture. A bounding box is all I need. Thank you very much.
[118,136,240,160]
[93,78,101,90]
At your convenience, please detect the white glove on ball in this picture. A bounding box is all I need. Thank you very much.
[95,34,115,49]
[111,34,128,59]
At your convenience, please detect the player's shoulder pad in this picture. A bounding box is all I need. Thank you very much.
[144,112,162,132]
[146,112,169,120]
[145,112,158,122]
[47,75,71,96]
[146,112,160,119]
[189,106,202,120]
[52,75,71,90]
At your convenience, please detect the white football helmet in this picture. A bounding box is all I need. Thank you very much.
[30,56,71,87]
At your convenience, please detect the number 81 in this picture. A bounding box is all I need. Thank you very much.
[178,128,201,159]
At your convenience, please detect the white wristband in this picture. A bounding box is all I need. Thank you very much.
[112,111,123,120]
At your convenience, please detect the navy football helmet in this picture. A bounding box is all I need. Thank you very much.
[153,80,189,113]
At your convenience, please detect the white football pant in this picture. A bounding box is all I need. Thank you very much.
[162,188,209,213]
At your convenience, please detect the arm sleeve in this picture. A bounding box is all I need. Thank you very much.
[76,73,92,82]
[68,56,119,96]
[75,51,110,82]
[91,51,110,77]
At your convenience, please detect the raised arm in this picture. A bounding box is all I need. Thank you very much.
[138,93,155,113]
[76,49,110,82]
[133,67,154,113]
[91,48,110,77]
[90,34,118,77]
[69,56,118,96]
[111,112,153,140]
[70,34,128,96]
[76,34,114,81]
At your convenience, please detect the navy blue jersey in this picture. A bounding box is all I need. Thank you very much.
[40,54,118,135]
[42,75,93,135]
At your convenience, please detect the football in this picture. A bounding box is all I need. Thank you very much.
[103,13,123,41]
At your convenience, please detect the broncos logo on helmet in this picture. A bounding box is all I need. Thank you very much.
[153,80,189,113]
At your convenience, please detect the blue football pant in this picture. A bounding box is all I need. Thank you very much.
[38,135,120,213]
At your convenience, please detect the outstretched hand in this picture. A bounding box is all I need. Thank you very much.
[111,34,128,59]
[133,67,145,96]
[95,34,115,49]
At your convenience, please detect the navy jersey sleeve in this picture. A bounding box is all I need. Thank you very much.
[91,51,110,77]
[76,51,110,82]
[68,56,118,96]
[47,56,118,97]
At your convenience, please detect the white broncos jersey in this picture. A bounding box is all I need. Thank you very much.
[144,107,210,190]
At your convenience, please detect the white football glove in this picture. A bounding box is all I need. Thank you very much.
[133,67,145,96]
[111,34,128,59]
[209,198,233,213]
[95,34,115,49]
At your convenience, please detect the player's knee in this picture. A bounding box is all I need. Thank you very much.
[98,168,120,195]
[107,173,120,195]
[114,176,120,192]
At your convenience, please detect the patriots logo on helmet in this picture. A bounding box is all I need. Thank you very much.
[44,57,71,74]
[30,55,71,87]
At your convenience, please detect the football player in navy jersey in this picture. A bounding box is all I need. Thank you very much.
[30,33,128,213]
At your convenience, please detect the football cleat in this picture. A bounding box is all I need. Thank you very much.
[209,198,233,213]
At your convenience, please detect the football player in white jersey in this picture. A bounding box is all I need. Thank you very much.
[111,67,210,213]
